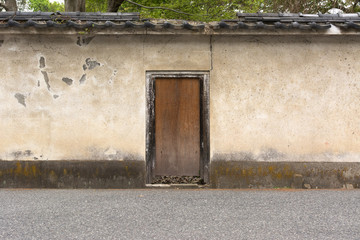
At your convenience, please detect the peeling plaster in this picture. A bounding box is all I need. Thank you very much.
[79,74,86,84]
[85,58,100,70]
[76,36,95,46]
[14,93,26,107]
[62,77,73,86]
[41,71,51,91]
[39,56,45,68]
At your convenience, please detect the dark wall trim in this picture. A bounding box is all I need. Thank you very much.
[146,71,210,184]
[211,161,360,189]
[0,160,145,188]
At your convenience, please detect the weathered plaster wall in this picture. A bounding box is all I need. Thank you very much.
[2,32,360,165]
[0,34,210,161]
[211,35,360,162]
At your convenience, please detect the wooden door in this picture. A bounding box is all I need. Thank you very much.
[154,78,200,176]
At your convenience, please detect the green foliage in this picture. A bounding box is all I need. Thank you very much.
[262,0,360,13]
[17,0,28,11]
[28,0,64,12]
[86,0,107,12]
[26,0,360,21]
[82,0,264,21]
[118,0,264,21]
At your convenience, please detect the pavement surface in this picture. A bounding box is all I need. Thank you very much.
[0,189,359,240]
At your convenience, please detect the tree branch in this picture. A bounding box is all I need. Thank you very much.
[107,0,125,12]
[353,0,360,11]
[0,2,9,11]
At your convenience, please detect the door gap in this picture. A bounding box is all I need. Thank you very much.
[151,176,205,185]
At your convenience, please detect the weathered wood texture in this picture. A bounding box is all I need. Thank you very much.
[155,78,200,176]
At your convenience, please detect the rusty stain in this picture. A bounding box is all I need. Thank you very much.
[275,172,282,180]
[23,163,30,176]
[248,167,254,176]
[31,165,37,176]
[49,170,58,182]
[14,162,22,175]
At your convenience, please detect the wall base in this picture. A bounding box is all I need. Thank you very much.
[0,160,145,188]
[210,161,360,189]
[3,160,360,189]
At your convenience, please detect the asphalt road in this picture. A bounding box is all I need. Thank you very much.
[1,189,359,240]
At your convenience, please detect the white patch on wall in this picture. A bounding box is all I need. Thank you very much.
[255,112,268,120]
[8,46,18,51]
[104,147,117,156]
[326,25,342,35]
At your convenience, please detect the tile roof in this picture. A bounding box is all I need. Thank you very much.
[0,12,360,32]
[234,12,360,30]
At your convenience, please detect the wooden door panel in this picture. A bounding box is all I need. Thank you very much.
[155,78,200,176]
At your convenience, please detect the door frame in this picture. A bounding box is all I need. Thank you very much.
[146,71,210,184]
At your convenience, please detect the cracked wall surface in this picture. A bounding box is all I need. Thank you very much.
[0,34,210,161]
[1,33,360,164]
[211,35,360,162]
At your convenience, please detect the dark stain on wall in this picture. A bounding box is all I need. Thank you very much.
[85,58,100,70]
[41,71,51,91]
[210,161,360,189]
[12,150,32,159]
[212,149,286,161]
[14,93,26,107]
[62,77,73,86]
[0,160,145,188]
[53,94,59,99]
[212,152,254,161]
[88,148,143,161]
[0,40,3,47]
[77,36,95,46]
[79,74,86,84]
[259,149,286,161]
[39,57,45,68]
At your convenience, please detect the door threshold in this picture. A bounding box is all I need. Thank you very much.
[146,184,208,189]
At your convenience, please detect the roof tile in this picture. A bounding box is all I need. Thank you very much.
[0,12,360,32]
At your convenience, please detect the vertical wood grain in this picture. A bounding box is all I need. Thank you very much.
[155,78,200,176]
